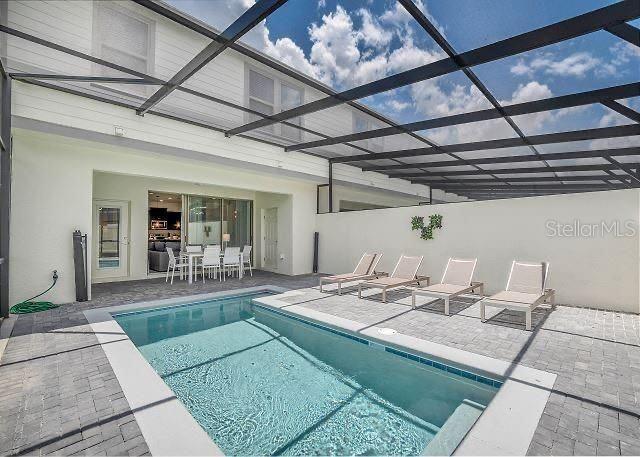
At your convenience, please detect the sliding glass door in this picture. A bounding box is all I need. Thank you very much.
[186,196,222,246]
[185,195,252,250]
[223,199,252,249]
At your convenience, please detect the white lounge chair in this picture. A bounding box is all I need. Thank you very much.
[319,253,385,295]
[412,258,483,315]
[480,260,555,331]
[358,255,429,303]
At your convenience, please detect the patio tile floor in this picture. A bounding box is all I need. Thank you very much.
[0,272,638,456]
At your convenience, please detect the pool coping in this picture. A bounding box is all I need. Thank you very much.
[84,286,556,456]
[83,286,288,457]
[254,290,557,456]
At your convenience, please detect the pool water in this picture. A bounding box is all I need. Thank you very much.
[114,293,498,456]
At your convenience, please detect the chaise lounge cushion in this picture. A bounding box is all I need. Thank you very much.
[419,283,469,295]
[487,290,541,305]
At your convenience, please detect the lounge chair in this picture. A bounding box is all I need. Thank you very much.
[358,255,428,303]
[319,253,384,295]
[480,260,555,331]
[411,258,484,315]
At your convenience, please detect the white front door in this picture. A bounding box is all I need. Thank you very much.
[263,208,278,270]
[93,200,130,280]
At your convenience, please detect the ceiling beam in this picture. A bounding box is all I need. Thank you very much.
[132,0,440,152]
[602,100,640,123]
[603,155,640,185]
[136,0,288,115]
[397,0,558,179]
[224,0,640,137]
[361,147,640,171]
[332,124,640,163]
[412,175,621,184]
[605,22,640,46]
[401,163,621,178]
[285,83,639,152]
[0,25,378,157]
[430,184,617,191]
[8,73,155,84]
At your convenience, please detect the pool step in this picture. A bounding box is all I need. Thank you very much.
[422,399,485,456]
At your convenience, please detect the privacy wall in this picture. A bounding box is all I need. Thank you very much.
[317,189,640,313]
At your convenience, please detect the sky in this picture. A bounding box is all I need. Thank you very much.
[166,0,640,150]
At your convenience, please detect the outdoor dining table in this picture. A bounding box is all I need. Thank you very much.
[181,250,243,284]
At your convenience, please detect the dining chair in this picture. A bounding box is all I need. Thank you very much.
[166,248,188,284]
[223,247,241,278]
[202,245,222,282]
[241,245,253,276]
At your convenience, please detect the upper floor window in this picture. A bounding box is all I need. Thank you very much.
[245,66,304,141]
[93,4,155,97]
[353,113,385,153]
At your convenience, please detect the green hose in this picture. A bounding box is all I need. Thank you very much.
[10,272,59,314]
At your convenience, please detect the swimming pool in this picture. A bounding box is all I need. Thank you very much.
[113,292,500,456]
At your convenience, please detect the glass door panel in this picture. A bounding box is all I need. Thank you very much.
[223,199,252,250]
[187,196,222,246]
[92,200,129,279]
[98,207,120,267]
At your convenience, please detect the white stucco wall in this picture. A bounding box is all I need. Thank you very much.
[9,128,319,305]
[316,190,640,313]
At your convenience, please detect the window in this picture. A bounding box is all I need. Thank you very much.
[246,66,304,140]
[248,69,275,133]
[353,113,385,153]
[93,4,154,97]
[280,83,303,141]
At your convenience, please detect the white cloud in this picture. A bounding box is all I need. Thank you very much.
[386,99,411,112]
[357,9,392,49]
[515,52,601,78]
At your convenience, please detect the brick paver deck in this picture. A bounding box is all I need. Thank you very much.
[1,272,638,455]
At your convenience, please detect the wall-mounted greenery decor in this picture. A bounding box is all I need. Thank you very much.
[411,214,443,241]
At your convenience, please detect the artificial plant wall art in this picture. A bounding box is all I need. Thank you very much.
[411,214,443,241]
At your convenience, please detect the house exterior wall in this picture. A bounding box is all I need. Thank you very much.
[9,128,319,305]
[317,189,640,313]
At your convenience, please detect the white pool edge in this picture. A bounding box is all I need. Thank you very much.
[84,286,555,457]
[255,291,557,456]
[83,286,287,457]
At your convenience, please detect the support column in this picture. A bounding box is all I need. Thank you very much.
[0,68,11,318]
[328,161,334,213]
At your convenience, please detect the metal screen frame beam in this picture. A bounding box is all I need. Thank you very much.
[285,83,640,152]
[136,0,288,115]
[602,100,640,123]
[9,74,155,84]
[402,163,622,178]
[430,184,617,191]
[332,124,640,163]
[606,22,640,46]
[412,175,622,185]
[362,147,640,171]
[397,0,558,179]
[0,26,384,157]
[225,0,640,136]
[131,0,436,153]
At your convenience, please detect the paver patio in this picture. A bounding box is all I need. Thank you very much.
[1,272,639,456]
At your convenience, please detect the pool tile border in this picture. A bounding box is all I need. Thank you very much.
[252,301,503,389]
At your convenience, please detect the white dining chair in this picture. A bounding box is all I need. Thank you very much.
[202,245,222,282]
[185,245,202,272]
[223,247,241,278]
[242,245,253,277]
[166,248,188,284]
